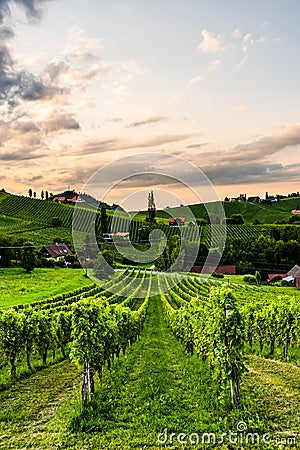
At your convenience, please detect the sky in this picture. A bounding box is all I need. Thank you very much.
[0,0,300,209]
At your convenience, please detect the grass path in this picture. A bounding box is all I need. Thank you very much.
[244,355,300,437]
[0,360,80,449]
[1,298,300,449]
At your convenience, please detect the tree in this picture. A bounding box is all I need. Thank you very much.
[21,243,37,273]
[147,191,156,223]
[100,206,108,234]
[41,190,44,200]
[93,249,114,279]
[0,234,15,267]
[33,191,36,198]
[226,214,245,225]
[255,270,261,286]
[28,188,32,198]
[45,191,49,200]
[51,217,62,228]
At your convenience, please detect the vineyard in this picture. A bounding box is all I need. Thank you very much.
[0,270,300,448]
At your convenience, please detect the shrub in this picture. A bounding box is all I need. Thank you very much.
[42,257,56,268]
[269,275,282,284]
[243,275,256,284]
[55,258,66,268]
[51,217,62,228]
[212,272,224,278]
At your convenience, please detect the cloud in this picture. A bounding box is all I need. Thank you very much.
[186,143,209,149]
[0,26,14,40]
[0,0,55,24]
[243,33,252,43]
[43,58,110,91]
[75,132,197,155]
[63,26,103,61]
[236,56,246,69]
[108,117,123,123]
[128,115,169,128]
[187,75,204,87]
[0,1,65,113]
[198,29,223,54]
[208,59,221,72]
[232,28,242,39]
[186,123,300,185]
[0,148,45,161]
[231,123,300,159]
[39,112,80,133]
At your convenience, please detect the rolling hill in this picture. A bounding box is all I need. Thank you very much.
[0,191,299,248]
[156,197,300,224]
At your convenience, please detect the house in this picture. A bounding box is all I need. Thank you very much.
[103,233,114,242]
[116,232,129,239]
[52,196,66,202]
[274,265,300,289]
[268,273,288,282]
[67,195,85,203]
[248,196,261,203]
[288,265,300,278]
[103,232,129,242]
[191,265,236,275]
[229,194,246,202]
[291,210,300,215]
[41,243,72,260]
[268,266,300,289]
[168,217,186,227]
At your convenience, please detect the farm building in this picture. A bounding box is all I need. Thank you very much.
[41,243,72,259]
[103,232,129,242]
[268,273,288,282]
[52,195,84,203]
[168,217,186,227]
[288,265,300,290]
[269,265,300,289]
[291,209,300,214]
[288,265,300,278]
[191,265,236,275]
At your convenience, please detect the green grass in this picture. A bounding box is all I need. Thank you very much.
[13,226,73,247]
[0,360,80,450]
[0,267,93,307]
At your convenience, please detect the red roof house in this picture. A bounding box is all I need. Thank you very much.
[41,243,72,259]
[168,217,186,226]
[191,265,236,275]
[268,273,288,282]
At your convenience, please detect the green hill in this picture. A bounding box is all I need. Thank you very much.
[0,191,299,248]
[161,197,300,224]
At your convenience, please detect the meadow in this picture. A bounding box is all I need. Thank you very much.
[0,267,92,307]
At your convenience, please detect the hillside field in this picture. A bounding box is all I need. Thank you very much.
[0,267,93,307]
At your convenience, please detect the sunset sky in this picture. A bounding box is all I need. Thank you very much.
[0,0,299,209]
